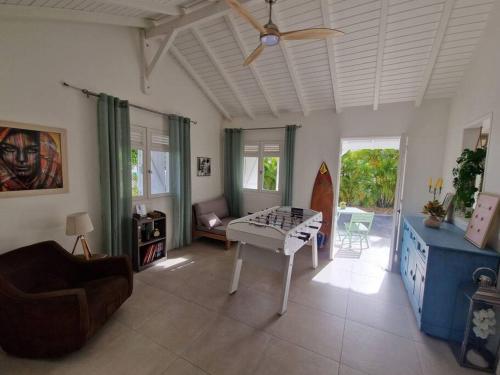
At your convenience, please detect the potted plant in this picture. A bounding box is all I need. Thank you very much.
[453,148,487,218]
[423,199,446,228]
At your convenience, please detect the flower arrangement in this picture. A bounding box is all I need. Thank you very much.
[422,178,446,228]
[472,308,496,339]
[422,200,446,219]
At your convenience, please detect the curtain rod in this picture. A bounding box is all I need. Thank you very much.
[241,125,302,131]
[61,81,197,125]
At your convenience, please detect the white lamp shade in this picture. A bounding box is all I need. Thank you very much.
[66,212,94,236]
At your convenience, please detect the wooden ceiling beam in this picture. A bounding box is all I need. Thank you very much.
[224,14,280,118]
[96,0,181,16]
[0,4,151,28]
[273,4,309,117]
[170,46,232,120]
[320,0,342,113]
[192,27,255,119]
[415,0,456,107]
[145,0,258,39]
[373,0,389,111]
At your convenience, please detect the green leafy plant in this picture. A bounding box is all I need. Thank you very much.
[452,148,486,217]
[423,200,446,219]
[263,156,278,191]
[339,149,399,208]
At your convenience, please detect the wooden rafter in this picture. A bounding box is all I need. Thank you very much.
[191,28,255,119]
[320,0,342,113]
[170,46,232,120]
[373,0,389,111]
[224,14,279,118]
[145,0,257,39]
[0,4,151,28]
[415,0,456,107]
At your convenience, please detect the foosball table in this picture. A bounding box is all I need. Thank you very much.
[226,206,323,315]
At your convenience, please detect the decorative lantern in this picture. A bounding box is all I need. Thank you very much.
[459,286,500,372]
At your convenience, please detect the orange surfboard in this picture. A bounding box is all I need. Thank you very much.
[310,162,334,246]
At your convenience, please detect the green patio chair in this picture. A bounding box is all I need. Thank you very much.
[341,212,375,249]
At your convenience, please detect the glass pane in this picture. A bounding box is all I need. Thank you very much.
[131,148,144,197]
[243,156,258,189]
[151,150,169,195]
[263,156,279,191]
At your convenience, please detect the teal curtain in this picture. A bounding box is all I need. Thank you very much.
[282,125,297,206]
[169,115,192,248]
[97,94,132,257]
[224,128,243,217]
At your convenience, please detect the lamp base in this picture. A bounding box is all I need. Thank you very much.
[71,235,92,260]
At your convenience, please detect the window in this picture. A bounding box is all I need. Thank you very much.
[243,142,282,192]
[131,126,170,200]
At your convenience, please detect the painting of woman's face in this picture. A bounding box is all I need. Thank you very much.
[0,130,40,182]
[0,122,67,196]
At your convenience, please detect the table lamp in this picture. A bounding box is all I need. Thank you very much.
[66,212,94,260]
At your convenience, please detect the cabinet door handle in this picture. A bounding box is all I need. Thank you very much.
[410,270,413,276]
[418,307,421,313]
[412,274,416,281]
[422,276,425,282]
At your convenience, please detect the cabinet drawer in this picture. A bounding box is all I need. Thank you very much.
[408,226,428,263]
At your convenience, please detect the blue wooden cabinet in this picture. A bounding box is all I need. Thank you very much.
[401,216,500,341]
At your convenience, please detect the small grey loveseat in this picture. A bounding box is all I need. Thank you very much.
[192,196,236,249]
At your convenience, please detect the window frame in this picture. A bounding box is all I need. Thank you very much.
[131,125,171,202]
[148,128,170,199]
[242,140,283,195]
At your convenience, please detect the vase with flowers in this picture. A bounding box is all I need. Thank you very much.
[423,178,446,228]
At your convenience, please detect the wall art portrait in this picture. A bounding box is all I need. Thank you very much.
[197,157,211,177]
[0,120,68,197]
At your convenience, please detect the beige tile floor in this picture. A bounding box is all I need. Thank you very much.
[0,239,482,375]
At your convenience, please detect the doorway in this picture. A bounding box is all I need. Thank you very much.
[333,137,406,272]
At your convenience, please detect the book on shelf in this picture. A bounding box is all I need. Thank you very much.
[142,242,165,265]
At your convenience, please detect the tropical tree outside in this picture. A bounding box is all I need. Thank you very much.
[263,156,279,191]
[339,149,399,210]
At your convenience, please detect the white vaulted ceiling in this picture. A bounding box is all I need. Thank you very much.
[1,0,496,118]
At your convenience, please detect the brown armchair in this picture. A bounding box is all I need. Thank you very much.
[0,241,133,358]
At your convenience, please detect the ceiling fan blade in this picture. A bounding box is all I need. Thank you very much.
[280,28,344,40]
[225,0,266,34]
[244,44,264,66]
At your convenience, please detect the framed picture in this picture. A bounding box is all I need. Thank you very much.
[442,192,455,214]
[197,157,211,177]
[135,203,147,217]
[0,120,68,197]
[465,193,500,248]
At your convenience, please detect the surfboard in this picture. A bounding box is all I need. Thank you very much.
[310,162,334,247]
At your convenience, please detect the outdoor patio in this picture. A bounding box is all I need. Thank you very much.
[333,212,393,271]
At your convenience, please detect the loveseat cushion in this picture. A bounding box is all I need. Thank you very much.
[196,217,235,235]
[194,196,229,225]
[79,276,129,337]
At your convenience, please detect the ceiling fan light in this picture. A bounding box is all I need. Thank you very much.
[261,34,280,46]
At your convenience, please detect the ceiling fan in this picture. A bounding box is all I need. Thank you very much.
[225,0,344,66]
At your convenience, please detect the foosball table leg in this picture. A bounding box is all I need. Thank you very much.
[312,235,318,269]
[279,254,295,315]
[229,241,244,294]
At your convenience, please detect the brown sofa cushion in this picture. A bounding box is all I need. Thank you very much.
[193,196,229,225]
[80,276,129,336]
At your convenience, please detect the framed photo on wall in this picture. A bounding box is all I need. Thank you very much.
[197,157,211,177]
[0,120,68,197]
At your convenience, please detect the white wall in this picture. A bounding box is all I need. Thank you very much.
[0,19,223,254]
[440,0,500,250]
[224,100,450,219]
